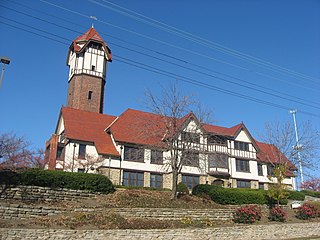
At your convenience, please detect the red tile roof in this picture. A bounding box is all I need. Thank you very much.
[203,123,243,136]
[109,108,168,147]
[69,27,112,61]
[59,107,296,171]
[256,141,296,170]
[61,107,119,156]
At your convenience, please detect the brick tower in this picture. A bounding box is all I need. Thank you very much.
[66,27,112,113]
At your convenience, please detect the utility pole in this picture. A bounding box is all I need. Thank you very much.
[289,109,304,185]
[0,57,11,89]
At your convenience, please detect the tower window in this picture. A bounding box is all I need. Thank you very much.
[88,91,93,100]
[91,65,96,71]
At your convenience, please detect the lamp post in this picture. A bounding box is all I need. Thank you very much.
[0,56,10,89]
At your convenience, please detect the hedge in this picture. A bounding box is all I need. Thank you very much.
[192,184,297,205]
[0,169,115,194]
[301,190,320,198]
[287,190,305,201]
[193,184,266,205]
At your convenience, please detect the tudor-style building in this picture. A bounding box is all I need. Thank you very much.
[45,28,297,190]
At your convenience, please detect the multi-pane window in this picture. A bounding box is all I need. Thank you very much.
[182,175,199,189]
[267,164,274,176]
[208,153,228,168]
[181,151,199,167]
[78,144,86,159]
[123,171,144,187]
[150,150,163,164]
[236,159,250,172]
[257,163,263,176]
[207,135,227,145]
[234,141,249,151]
[150,174,163,189]
[124,146,144,162]
[181,132,200,144]
[237,180,251,188]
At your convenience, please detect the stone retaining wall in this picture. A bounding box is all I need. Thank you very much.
[1,222,320,239]
[0,204,236,221]
[0,185,95,202]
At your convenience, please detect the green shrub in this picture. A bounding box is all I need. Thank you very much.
[210,188,266,205]
[287,191,305,201]
[177,182,189,195]
[192,184,220,196]
[233,205,262,224]
[0,170,19,185]
[301,190,320,198]
[193,184,267,205]
[269,206,286,222]
[0,169,114,194]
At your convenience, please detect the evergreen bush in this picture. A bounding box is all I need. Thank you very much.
[0,169,114,194]
[287,190,305,201]
[177,182,189,195]
[301,190,320,198]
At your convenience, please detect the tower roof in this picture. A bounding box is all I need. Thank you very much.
[68,27,112,61]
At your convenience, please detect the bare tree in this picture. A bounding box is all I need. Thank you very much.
[144,84,212,199]
[0,132,33,170]
[300,178,320,192]
[78,154,105,173]
[262,121,319,187]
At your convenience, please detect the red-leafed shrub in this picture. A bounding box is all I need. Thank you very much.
[269,206,286,222]
[296,203,318,220]
[233,205,262,224]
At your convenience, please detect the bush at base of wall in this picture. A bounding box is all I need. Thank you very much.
[0,169,115,194]
[193,184,266,205]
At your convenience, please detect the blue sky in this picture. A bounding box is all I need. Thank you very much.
[0,1,319,178]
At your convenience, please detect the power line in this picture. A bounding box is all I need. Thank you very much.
[1,9,319,118]
[92,0,320,85]
[39,0,320,91]
[1,10,318,110]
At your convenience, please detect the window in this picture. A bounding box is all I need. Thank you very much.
[91,65,96,71]
[150,150,163,164]
[258,182,264,190]
[207,135,227,145]
[150,174,163,189]
[181,132,200,144]
[56,146,64,160]
[88,91,93,100]
[181,151,199,167]
[267,164,274,176]
[77,168,85,173]
[182,175,199,189]
[257,163,263,176]
[78,144,86,159]
[208,153,228,168]
[123,171,144,187]
[237,180,251,188]
[236,159,250,172]
[124,146,144,162]
[234,141,249,151]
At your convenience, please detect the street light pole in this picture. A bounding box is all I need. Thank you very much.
[289,109,304,185]
[0,57,11,89]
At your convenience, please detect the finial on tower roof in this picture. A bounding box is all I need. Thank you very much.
[90,16,97,28]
